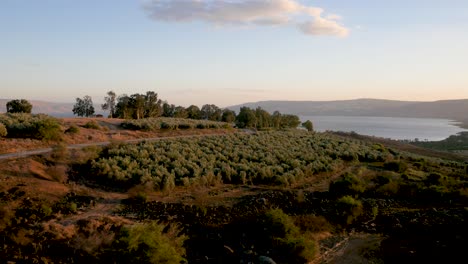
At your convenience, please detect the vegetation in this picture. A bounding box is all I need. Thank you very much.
[0,123,7,137]
[115,92,163,119]
[113,221,186,264]
[85,130,387,190]
[6,99,33,114]
[261,208,317,262]
[302,120,314,132]
[412,132,468,152]
[235,107,301,129]
[83,120,101,130]
[101,90,117,118]
[121,117,231,131]
[73,95,95,117]
[0,113,62,141]
[2,118,468,263]
[65,125,80,134]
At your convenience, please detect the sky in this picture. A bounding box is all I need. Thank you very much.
[1,0,468,107]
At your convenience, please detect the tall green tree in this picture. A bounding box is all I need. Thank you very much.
[186,105,201,119]
[115,94,133,119]
[255,107,272,128]
[6,99,33,113]
[101,90,117,118]
[281,114,301,128]
[144,91,163,118]
[236,107,257,128]
[72,96,95,117]
[201,104,222,121]
[221,109,236,123]
[174,106,188,118]
[130,94,146,119]
[162,102,176,117]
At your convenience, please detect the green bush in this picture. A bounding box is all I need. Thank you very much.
[65,125,80,134]
[83,120,101,130]
[0,113,62,141]
[335,195,363,225]
[329,172,366,196]
[0,123,7,137]
[113,221,186,264]
[262,209,317,262]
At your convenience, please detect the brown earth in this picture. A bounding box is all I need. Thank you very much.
[0,117,235,154]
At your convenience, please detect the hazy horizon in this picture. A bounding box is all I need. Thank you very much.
[1,0,468,106]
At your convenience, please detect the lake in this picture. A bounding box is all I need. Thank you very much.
[300,116,468,141]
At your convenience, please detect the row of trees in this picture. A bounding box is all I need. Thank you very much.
[3,95,312,131]
[72,91,310,130]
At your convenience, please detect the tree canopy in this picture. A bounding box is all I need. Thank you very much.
[6,99,33,114]
[101,91,116,118]
[73,96,95,117]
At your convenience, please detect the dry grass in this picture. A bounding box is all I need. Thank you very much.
[0,117,236,154]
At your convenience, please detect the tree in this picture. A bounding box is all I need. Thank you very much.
[162,102,176,117]
[174,106,188,118]
[255,107,272,128]
[186,105,201,119]
[6,99,32,113]
[221,109,236,123]
[72,96,95,117]
[115,94,133,119]
[101,91,116,118]
[236,107,257,128]
[144,91,163,118]
[272,111,282,129]
[302,120,314,132]
[281,114,301,128]
[130,94,146,119]
[201,104,222,121]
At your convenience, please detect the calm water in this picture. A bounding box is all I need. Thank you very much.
[300,116,467,141]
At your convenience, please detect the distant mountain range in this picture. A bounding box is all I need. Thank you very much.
[229,99,468,124]
[0,99,105,117]
[1,98,467,124]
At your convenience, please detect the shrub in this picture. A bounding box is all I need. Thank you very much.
[0,123,7,137]
[0,113,62,141]
[426,173,446,185]
[384,161,408,173]
[65,125,80,134]
[83,120,101,130]
[329,172,366,196]
[262,209,317,262]
[293,214,333,234]
[113,221,186,264]
[335,195,363,225]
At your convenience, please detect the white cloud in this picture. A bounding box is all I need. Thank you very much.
[299,17,349,37]
[143,0,349,37]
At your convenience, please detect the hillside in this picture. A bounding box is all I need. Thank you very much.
[1,129,467,263]
[229,99,468,124]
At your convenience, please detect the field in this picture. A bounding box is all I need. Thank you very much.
[1,120,467,263]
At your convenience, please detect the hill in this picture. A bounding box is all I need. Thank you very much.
[229,98,468,125]
[0,99,105,117]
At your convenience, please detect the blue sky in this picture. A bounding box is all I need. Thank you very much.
[1,0,468,107]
